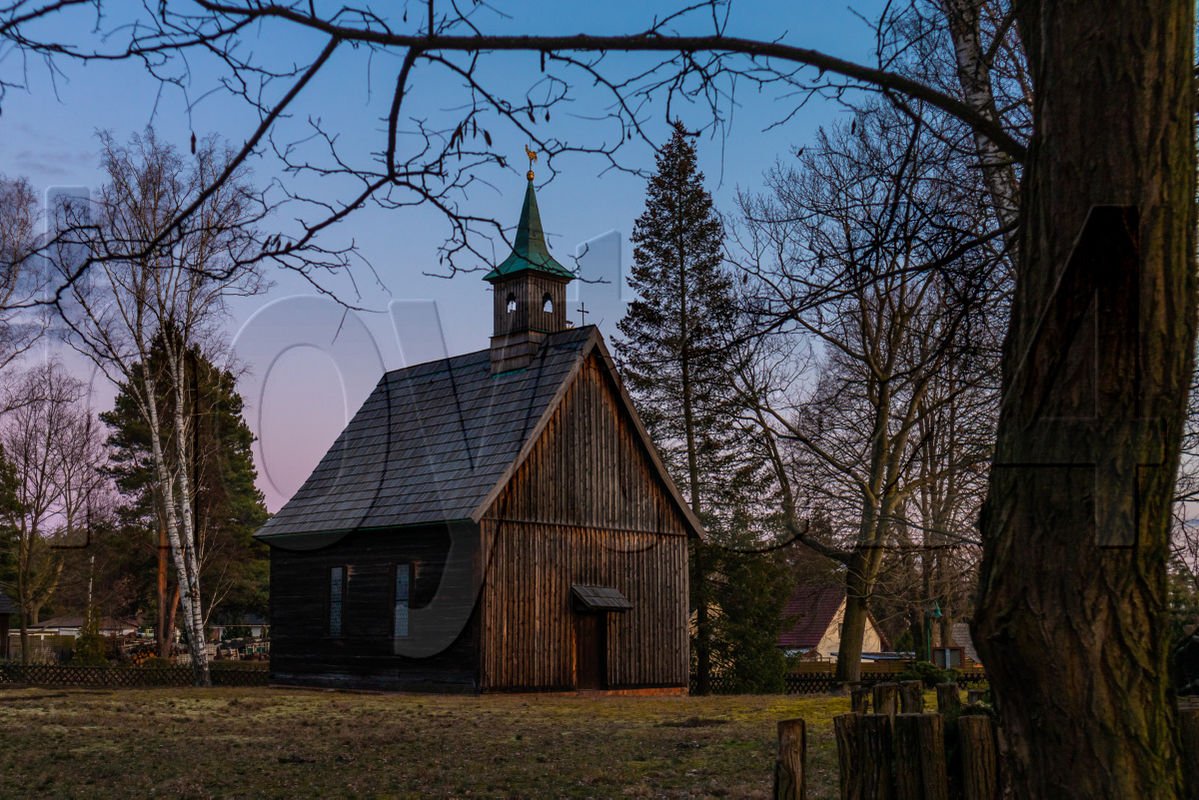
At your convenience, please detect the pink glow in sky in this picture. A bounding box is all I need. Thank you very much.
[1,1,886,512]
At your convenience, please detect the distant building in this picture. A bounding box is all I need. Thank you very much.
[27,615,139,638]
[0,589,15,659]
[778,585,888,660]
[258,173,698,692]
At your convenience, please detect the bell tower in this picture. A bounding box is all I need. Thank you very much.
[486,156,575,374]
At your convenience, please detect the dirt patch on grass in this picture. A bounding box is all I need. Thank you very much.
[0,687,850,798]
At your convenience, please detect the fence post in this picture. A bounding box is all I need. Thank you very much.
[958,714,999,800]
[774,718,806,800]
[851,687,871,714]
[834,713,863,800]
[936,683,961,714]
[1179,708,1199,800]
[899,681,924,713]
[873,682,899,719]
[894,713,948,800]
[966,688,987,706]
[860,713,895,800]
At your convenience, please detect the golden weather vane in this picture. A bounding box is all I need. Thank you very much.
[524,144,537,180]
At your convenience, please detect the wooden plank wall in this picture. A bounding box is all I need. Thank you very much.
[270,525,481,691]
[480,354,690,690]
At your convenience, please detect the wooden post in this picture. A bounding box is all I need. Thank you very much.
[873,682,899,719]
[859,713,895,800]
[966,688,987,706]
[851,687,871,714]
[899,680,924,713]
[774,718,806,800]
[834,713,862,800]
[936,683,961,714]
[894,713,948,800]
[958,714,998,800]
[1179,708,1199,800]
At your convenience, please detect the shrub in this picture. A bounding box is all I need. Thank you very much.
[899,660,960,688]
[140,656,172,669]
[72,609,108,667]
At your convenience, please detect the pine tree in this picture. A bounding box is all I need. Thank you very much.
[616,121,743,694]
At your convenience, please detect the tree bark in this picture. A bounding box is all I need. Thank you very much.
[156,522,171,658]
[836,550,872,683]
[973,2,1195,796]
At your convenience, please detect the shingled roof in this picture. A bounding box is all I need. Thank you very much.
[778,585,846,650]
[256,326,701,549]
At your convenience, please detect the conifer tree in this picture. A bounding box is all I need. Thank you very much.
[101,333,268,658]
[616,121,742,694]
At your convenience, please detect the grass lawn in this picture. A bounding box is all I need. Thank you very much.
[0,686,853,799]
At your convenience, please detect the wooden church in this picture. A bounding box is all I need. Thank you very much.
[257,169,698,693]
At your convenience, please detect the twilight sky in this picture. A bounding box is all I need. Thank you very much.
[0,1,885,511]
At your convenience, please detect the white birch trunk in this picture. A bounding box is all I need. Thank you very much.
[139,367,210,686]
[939,0,1022,244]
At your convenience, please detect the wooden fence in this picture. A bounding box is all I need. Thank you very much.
[774,680,996,799]
[0,662,270,688]
[693,668,987,695]
[773,683,1199,799]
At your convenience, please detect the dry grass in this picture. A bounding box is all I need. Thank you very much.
[0,687,853,798]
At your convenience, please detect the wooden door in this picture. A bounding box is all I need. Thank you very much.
[575,613,605,690]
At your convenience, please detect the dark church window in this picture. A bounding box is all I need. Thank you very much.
[393,563,411,638]
[329,566,346,636]
[542,293,553,313]
[506,293,517,313]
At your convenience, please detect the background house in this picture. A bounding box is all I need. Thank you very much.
[778,585,888,660]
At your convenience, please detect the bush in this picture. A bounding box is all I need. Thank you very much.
[898,660,960,688]
[72,609,109,667]
[140,656,172,669]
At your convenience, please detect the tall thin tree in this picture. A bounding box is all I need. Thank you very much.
[615,120,741,694]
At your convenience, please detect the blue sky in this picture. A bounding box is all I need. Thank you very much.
[1,1,886,510]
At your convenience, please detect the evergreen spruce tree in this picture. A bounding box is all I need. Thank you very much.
[616,121,743,694]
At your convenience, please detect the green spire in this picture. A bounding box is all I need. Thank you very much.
[484,177,574,281]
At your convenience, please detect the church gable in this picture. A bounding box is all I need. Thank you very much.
[486,348,691,536]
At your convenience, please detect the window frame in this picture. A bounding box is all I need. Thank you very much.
[392,562,413,639]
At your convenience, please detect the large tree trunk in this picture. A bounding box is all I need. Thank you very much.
[973,2,1195,796]
[835,549,872,683]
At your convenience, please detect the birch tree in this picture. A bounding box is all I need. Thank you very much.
[54,128,265,685]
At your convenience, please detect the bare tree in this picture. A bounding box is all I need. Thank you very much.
[54,128,266,685]
[730,100,1002,683]
[0,362,104,662]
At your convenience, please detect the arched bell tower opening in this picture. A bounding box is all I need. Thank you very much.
[485,166,575,374]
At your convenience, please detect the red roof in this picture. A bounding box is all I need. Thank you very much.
[778,585,845,649]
